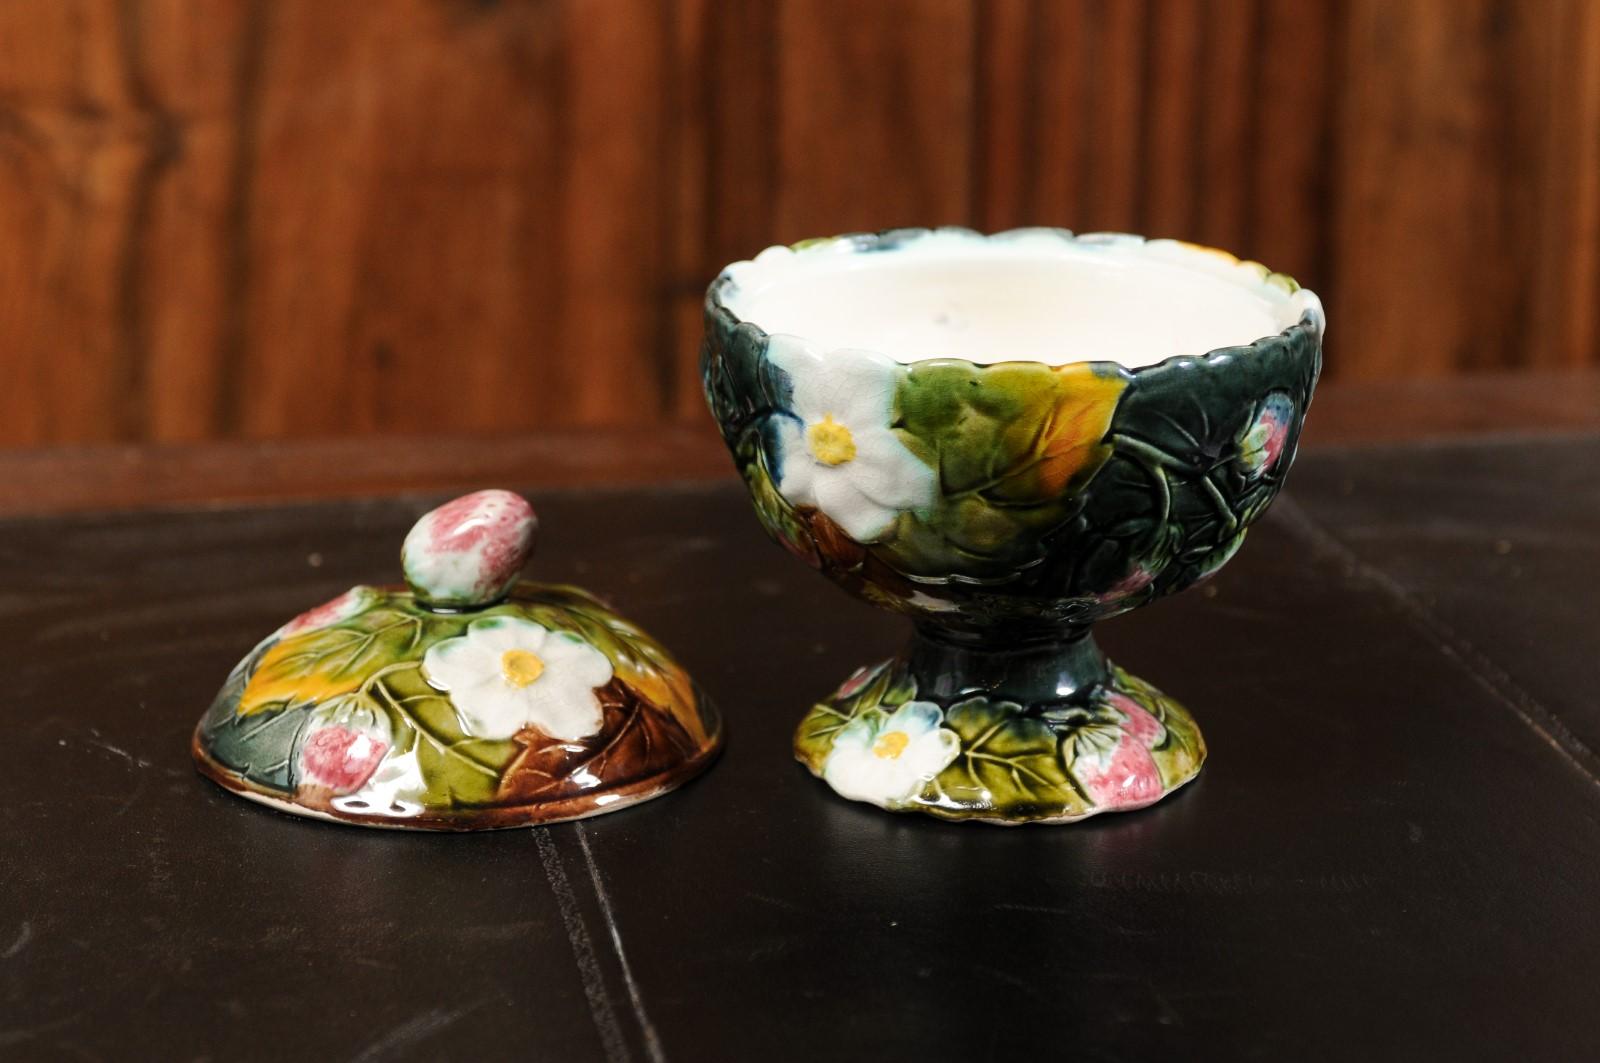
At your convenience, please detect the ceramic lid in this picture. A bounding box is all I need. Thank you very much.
[192,490,722,830]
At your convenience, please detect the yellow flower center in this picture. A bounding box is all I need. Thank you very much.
[806,415,856,466]
[872,731,910,760]
[500,649,546,688]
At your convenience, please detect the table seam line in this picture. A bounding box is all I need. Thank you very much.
[1272,493,1600,790]
[576,823,669,1063]
[534,826,633,1063]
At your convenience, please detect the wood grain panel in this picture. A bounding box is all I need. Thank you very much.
[1334,0,1505,377]
[1330,0,1600,379]
[0,0,1596,447]
[0,0,253,444]
[1527,0,1600,371]
[666,0,781,421]
[773,0,975,236]
[238,0,669,436]
[664,0,712,421]
[1078,0,1151,233]
[1141,0,1206,239]
[1189,0,1257,253]
[1248,0,1338,288]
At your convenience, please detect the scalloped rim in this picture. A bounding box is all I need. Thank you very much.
[708,227,1325,374]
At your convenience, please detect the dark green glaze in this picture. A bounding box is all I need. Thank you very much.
[703,229,1323,822]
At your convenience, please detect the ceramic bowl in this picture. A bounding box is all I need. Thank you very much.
[702,228,1323,823]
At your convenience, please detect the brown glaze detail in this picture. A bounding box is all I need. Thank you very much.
[189,707,722,832]
[805,511,866,570]
[497,679,700,805]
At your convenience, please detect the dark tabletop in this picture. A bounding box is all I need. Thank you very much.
[3,434,1598,1062]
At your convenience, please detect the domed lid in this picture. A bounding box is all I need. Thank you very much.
[192,490,722,829]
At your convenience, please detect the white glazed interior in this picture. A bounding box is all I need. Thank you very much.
[721,229,1324,369]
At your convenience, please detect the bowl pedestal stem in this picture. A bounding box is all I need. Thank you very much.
[904,625,1109,706]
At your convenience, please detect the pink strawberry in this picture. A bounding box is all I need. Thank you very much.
[1096,565,1155,605]
[835,662,885,699]
[1105,692,1166,748]
[278,586,377,637]
[1075,738,1164,810]
[299,725,389,795]
[1259,411,1288,470]
[1238,393,1295,477]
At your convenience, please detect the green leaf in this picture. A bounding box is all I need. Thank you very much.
[880,665,918,708]
[1059,720,1123,764]
[794,702,855,772]
[366,662,517,807]
[792,659,915,772]
[743,436,821,567]
[881,361,1127,578]
[201,635,274,731]
[203,703,312,791]
[237,607,441,716]
[898,361,1125,499]
[1107,665,1206,776]
[933,697,1090,817]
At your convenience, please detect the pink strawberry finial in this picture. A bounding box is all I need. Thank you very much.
[401,490,539,608]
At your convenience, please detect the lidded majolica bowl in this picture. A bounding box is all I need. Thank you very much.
[193,490,722,829]
[703,228,1323,824]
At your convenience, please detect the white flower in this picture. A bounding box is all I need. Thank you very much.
[768,339,937,542]
[421,617,613,741]
[822,701,960,808]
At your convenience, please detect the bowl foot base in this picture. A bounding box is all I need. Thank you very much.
[794,633,1205,824]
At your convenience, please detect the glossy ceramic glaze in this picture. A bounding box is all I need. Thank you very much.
[703,228,1323,823]
[192,490,722,829]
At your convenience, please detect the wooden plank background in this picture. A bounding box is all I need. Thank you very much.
[2,0,1597,446]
